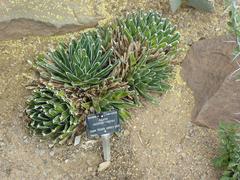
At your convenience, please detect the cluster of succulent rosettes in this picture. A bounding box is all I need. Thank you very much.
[26,10,180,144]
[26,87,80,144]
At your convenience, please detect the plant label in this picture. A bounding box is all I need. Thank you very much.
[86,110,121,138]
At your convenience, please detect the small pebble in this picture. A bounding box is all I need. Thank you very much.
[98,161,110,172]
[124,130,130,136]
[74,136,81,146]
[88,167,93,172]
[50,151,54,156]
[18,113,24,118]
[181,153,186,159]
[176,144,182,153]
[49,144,54,148]
[23,139,28,144]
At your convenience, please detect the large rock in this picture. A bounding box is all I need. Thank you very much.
[0,0,103,40]
[182,36,240,129]
[0,0,157,40]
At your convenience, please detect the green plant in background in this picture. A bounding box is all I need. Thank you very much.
[26,87,80,144]
[213,123,240,180]
[169,0,214,12]
[227,0,240,67]
[26,10,180,144]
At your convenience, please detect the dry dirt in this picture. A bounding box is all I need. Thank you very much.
[0,1,229,180]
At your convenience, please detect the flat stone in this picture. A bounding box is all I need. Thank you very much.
[0,0,103,40]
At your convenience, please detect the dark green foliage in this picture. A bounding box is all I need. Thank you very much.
[26,87,80,144]
[26,10,180,144]
[126,52,172,101]
[91,87,135,120]
[36,32,116,89]
[213,123,240,180]
[114,11,180,52]
[109,11,179,100]
[75,79,136,120]
[227,0,240,64]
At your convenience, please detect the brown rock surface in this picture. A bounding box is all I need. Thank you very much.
[182,36,240,128]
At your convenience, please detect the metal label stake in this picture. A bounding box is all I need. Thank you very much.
[86,110,121,162]
[101,133,111,161]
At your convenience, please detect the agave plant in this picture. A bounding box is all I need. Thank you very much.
[126,52,173,101]
[91,87,136,120]
[107,11,179,101]
[113,11,180,54]
[26,10,181,145]
[26,87,80,144]
[69,79,136,120]
[36,31,117,89]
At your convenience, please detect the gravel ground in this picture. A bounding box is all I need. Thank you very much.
[0,1,228,179]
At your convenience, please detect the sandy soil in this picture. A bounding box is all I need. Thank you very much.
[0,1,228,180]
